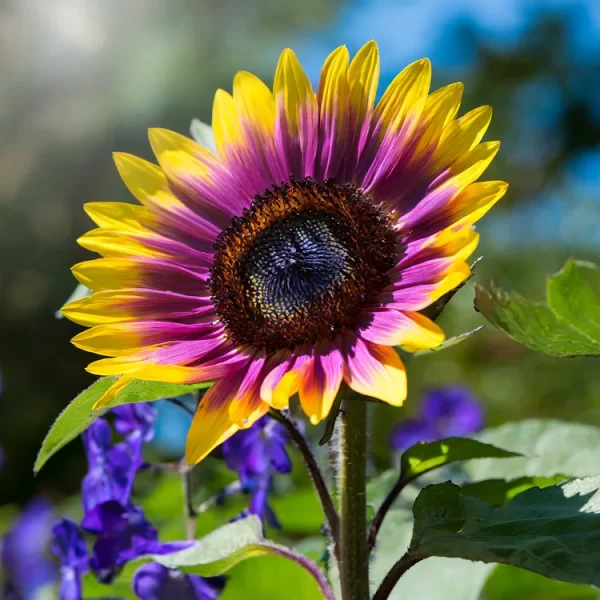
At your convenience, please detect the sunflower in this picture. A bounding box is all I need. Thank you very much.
[62,41,507,464]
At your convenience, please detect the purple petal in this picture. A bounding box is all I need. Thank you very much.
[113,402,157,443]
[390,419,440,452]
[420,387,484,437]
[51,519,88,572]
[133,563,225,600]
[82,435,142,515]
[58,566,83,600]
[1,498,57,598]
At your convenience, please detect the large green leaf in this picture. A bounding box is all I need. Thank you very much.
[370,504,493,600]
[400,437,521,482]
[462,475,567,506]
[35,377,211,473]
[474,259,600,356]
[408,478,600,588]
[466,419,600,482]
[482,564,600,600]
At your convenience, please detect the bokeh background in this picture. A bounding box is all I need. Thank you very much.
[1,0,599,514]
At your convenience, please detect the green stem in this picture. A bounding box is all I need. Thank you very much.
[180,460,197,540]
[338,398,369,600]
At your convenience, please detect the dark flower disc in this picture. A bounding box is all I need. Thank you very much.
[210,178,398,352]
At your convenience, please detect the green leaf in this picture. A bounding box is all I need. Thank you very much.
[413,326,485,357]
[146,517,273,576]
[400,437,521,482]
[370,504,494,600]
[482,564,600,600]
[35,377,211,474]
[466,419,600,483]
[474,259,600,356]
[462,475,568,505]
[409,477,600,588]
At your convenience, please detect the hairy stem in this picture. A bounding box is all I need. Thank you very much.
[180,460,197,540]
[338,398,369,600]
[269,409,340,558]
[371,553,424,600]
[368,474,415,552]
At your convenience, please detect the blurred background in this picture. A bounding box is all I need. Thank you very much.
[0,0,599,514]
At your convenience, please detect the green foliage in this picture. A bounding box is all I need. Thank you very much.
[482,564,600,600]
[142,517,274,576]
[370,420,600,599]
[34,377,211,474]
[400,437,521,481]
[462,474,567,505]
[475,260,600,356]
[466,419,600,482]
[409,478,600,587]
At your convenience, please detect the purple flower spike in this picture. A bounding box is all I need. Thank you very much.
[113,403,157,443]
[392,386,484,452]
[223,417,291,484]
[223,416,291,526]
[82,500,190,584]
[0,498,57,600]
[82,418,142,515]
[133,563,225,600]
[51,519,89,600]
[420,387,484,437]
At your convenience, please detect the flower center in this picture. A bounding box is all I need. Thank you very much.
[210,178,397,352]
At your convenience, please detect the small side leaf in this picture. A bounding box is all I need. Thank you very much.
[475,259,600,356]
[400,437,521,482]
[35,377,210,473]
[413,326,484,357]
[409,477,600,588]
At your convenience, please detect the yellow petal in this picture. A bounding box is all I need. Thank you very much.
[113,153,167,205]
[185,380,241,464]
[274,48,317,134]
[348,40,380,123]
[374,58,431,137]
[451,180,509,228]
[432,105,493,172]
[344,339,407,407]
[212,89,241,157]
[399,312,446,352]
[233,72,276,141]
[84,202,154,232]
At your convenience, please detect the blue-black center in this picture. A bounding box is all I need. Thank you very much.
[242,211,355,323]
[210,178,397,352]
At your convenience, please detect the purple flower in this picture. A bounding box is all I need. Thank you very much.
[0,498,57,599]
[391,387,484,452]
[50,519,89,600]
[82,418,142,516]
[113,403,157,443]
[82,500,190,584]
[133,563,225,600]
[222,416,291,526]
[223,417,291,484]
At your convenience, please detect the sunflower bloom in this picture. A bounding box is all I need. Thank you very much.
[62,41,507,464]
